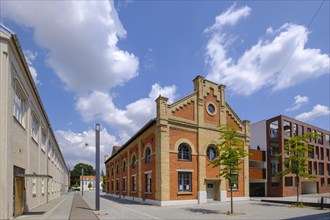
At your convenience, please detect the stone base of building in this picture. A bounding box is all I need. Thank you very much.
[105,193,250,206]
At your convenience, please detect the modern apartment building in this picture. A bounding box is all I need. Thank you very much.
[251,115,330,197]
[105,76,250,206]
[0,24,70,218]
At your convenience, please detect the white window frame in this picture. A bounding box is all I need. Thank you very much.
[31,111,39,142]
[13,80,26,127]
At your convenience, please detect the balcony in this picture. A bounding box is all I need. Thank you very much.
[249,168,266,180]
[250,149,266,161]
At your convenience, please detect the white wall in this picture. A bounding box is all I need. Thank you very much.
[251,120,267,151]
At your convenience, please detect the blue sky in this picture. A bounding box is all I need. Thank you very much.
[1,1,329,170]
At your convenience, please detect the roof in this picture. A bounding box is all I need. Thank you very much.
[0,23,15,36]
[105,119,156,163]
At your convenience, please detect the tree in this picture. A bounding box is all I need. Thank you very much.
[101,170,106,191]
[210,126,249,214]
[70,163,95,186]
[276,132,317,205]
[88,182,92,189]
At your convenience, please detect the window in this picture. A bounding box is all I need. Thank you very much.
[116,179,119,191]
[271,159,279,175]
[308,146,314,159]
[41,129,47,152]
[327,163,330,176]
[326,134,330,148]
[116,163,119,174]
[269,121,279,138]
[270,141,279,156]
[317,132,323,145]
[293,124,298,136]
[283,121,291,137]
[178,172,192,192]
[314,162,317,175]
[132,155,137,168]
[145,147,151,164]
[31,112,39,142]
[299,125,304,135]
[111,166,114,176]
[178,143,191,161]
[13,81,26,126]
[319,163,324,175]
[285,177,293,186]
[207,103,216,115]
[111,180,114,190]
[321,178,325,186]
[122,178,126,192]
[132,175,136,192]
[206,145,217,161]
[145,172,152,193]
[307,128,312,141]
[123,160,126,171]
[230,174,238,190]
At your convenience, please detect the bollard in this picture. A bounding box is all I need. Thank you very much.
[320,196,324,210]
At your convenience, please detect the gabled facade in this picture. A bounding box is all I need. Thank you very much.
[0,24,69,219]
[80,175,104,191]
[251,115,330,197]
[105,76,250,206]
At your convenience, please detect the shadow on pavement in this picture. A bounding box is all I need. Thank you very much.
[23,211,45,215]
[100,195,152,206]
[184,208,220,214]
[285,212,330,220]
[250,202,287,207]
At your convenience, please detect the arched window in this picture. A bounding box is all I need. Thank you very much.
[206,145,218,161]
[116,163,119,174]
[145,147,151,164]
[178,143,191,161]
[132,155,137,168]
[111,166,114,176]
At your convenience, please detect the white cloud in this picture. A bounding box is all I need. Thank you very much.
[55,128,118,171]
[295,104,330,121]
[76,83,177,141]
[3,1,139,94]
[286,95,309,112]
[23,50,39,85]
[205,4,329,95]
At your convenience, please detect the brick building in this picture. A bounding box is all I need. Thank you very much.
[105,76,250,206]
[250,115,330,197]
[0,24,69,218]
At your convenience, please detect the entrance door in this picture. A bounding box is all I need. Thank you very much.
[14,177,24,216]
[206,183,215,200]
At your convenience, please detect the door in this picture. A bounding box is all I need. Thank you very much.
[14,177,24,217]
[206,183,215,199]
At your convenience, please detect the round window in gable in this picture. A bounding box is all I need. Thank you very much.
[206,102,217,116]
[206,145,218,161]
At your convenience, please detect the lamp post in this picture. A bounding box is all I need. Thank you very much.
[81,168,84,196]
[95,124,100,211]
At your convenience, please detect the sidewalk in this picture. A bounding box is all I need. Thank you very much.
[15,192,98,219]
[69,193,99,219]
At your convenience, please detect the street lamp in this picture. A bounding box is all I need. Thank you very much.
[81,168,84,196]
[95,124,100,211]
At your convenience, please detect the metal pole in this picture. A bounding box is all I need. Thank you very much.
[82,168,84,196]
[95,124,100,211]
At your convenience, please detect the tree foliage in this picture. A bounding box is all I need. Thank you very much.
[276,132,318,205]
[70,163,95,186]
[88,182,92,189]
[210,126,249,214]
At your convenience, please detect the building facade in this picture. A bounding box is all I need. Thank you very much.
[105,76,250,206]
[0,25,70,219]
[80,176,104,191]
[250,115,330,197]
